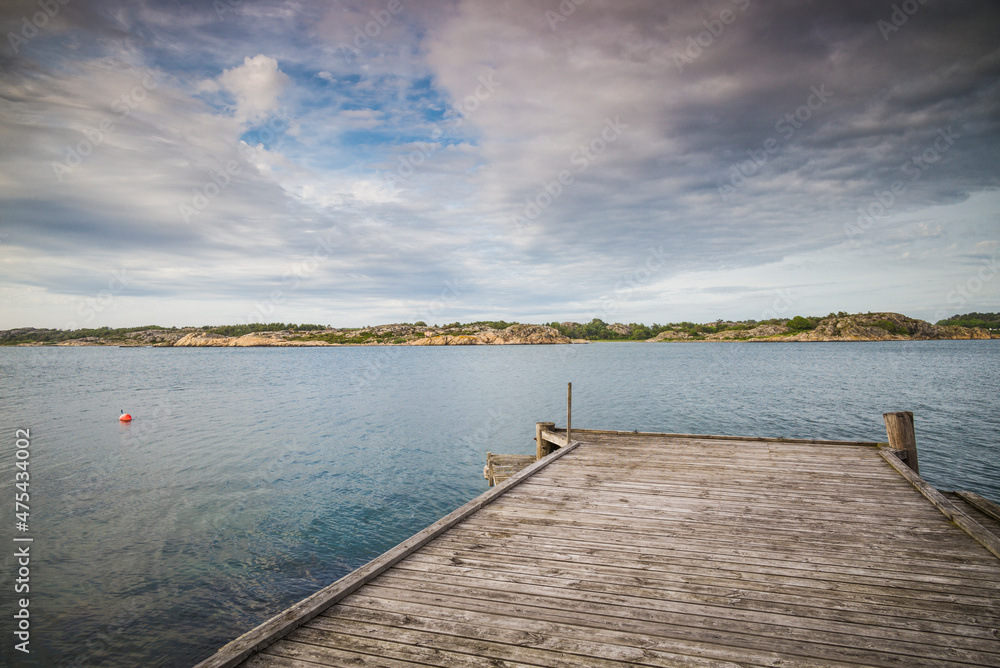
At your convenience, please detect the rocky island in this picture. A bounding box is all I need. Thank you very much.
[1,312,996,347]
[2,323,572,347]
[646,312,995,342]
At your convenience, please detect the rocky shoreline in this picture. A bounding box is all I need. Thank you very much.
[648,312,995,342]
[7,323,574,347]
[3,313,996,347]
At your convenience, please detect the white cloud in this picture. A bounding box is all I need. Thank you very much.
[218,55,290,125]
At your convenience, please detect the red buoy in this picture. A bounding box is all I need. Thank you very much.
[119,410,132,422]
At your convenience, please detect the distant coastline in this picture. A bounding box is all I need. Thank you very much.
[2,312,997,347]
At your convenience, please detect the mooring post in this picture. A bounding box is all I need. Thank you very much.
[883,411,919,474]
[566,382,572,445]
[536,421,556,460]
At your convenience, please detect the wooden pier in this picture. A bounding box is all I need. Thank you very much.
[484,452,536,487]
[195,416,1000,667]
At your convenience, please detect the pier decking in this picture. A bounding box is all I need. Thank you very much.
[196,427,1000,668]
[484,452,536,486]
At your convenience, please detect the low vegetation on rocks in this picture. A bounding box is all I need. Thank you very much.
[2,312,995,346]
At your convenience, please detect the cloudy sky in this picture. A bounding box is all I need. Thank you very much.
[1,0,998,329]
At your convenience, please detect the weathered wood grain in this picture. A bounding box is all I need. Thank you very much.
[344,585,996,667]
[879,446,1000,559]
[956,490,1000,523]
[884,410,919,473]
[485,453,535,486]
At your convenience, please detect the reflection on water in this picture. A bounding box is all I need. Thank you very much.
[0,341,996,666]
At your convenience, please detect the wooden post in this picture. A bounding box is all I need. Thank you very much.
[536,421,555,460]
[566,382,572,445]
[883,411,919,474]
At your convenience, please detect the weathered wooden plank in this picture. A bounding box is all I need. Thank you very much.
[192,441,583,668]
[466,512,990,563]
[565,440,881,458]
[489,454,534,462]
[448,527,998,580]
[417,546,999,609]
[541,429,569,447]
[442,523,1000,579]
[282,626,551,668]
[241,653,358,668]
[548,446,873,461]
[444,510,992,566]
[486,453,536,486]
[329,598,842,668]
[558,429,883,447]
[574,432,879,447]
[493,488,958,532]
[383,568,1000,651]
[539,459,906,480]
[399,548,1000,619]
[544,452,892,471]
[560,438,873,454]
[956,490,1000,523]
[266,633,532,668]
[574,434,866,447]
[244,646,425,667]
[464,504,999,556]
[879,447,1000,560]
[365,575,1000,661]
[523,476,941,507]
[421,536,1000,597]
[525,477,941,506]
[544,445,878,461]
[483,510,962,550]
[302,616,667,668]
[440,535,997,596]
[485,481,962,528]
[553,470,901,487]
[351,584,996,667]
[557,458,905,480]
[317,604,760,668]
[474,502,981,550]
[440,534,1000,591]
[389,556,1000,636]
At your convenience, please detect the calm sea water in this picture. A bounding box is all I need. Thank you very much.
[0,341,997,666]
